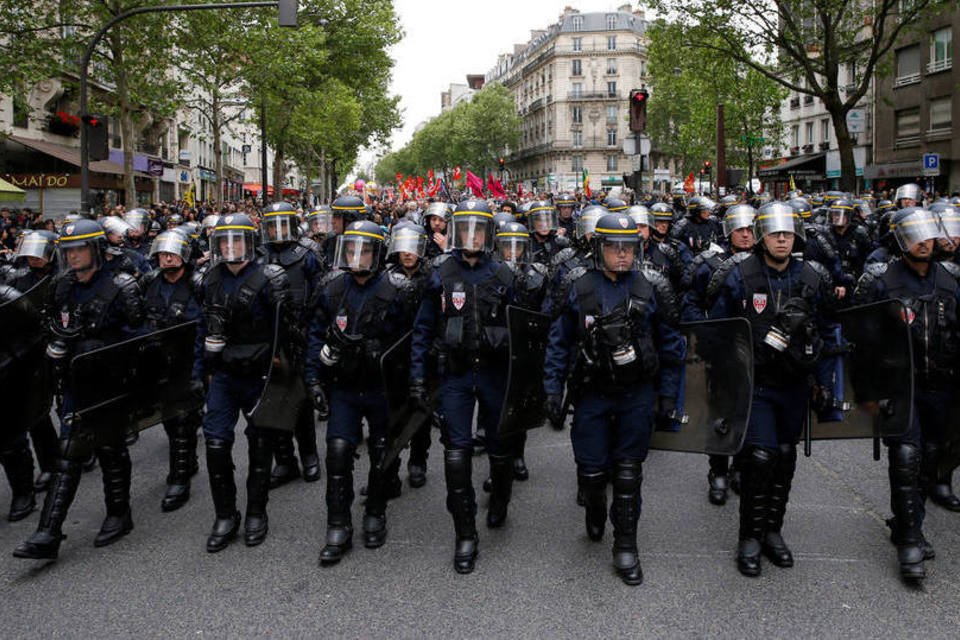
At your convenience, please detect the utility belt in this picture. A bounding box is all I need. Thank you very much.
[438,345,507,376]
[206,339,272,378]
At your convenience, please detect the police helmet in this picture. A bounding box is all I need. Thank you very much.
[305,205,334,237]
[828,198,854,227]
[604,197,628,213]
[261,202,300,244]
[14,229,57,264]
[754,202,805,244]
[722,204,756,238]
[575,205,608,243]
[449,199,494,253]
[788,198,813,220]
[101,215,134,241]
[891,207,944,253]
[649,202,674,222]
[150,230,193,265]
[895,183,923,206]
[387,220,428,259]
[495,221,530,265]
[931,205,960,243]
[626,205,651,229]
[422,201,452,224]
[56,218,106,274]
[526,200,558,235]
[210,213,258,265]
[493,211,515,230]
[592,212,639,272]
[165,213,183,229]
[334,219,386,275]
[331,195,367,224]
[124,208,151,235]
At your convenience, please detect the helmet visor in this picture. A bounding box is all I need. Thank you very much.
[895,184,922,204]
[334,234,381,272]
[308,212,334,236]
[260,215,297,244]
[150,233,192,262]
[575,211,603,240]
[496,234,529,265]
[755,209,805,242]
[212,229,255,264]
[15,234,55,262]
[894,211,944,251]
[449,215,494,252]
[937,209,960,240]
[722,208,755,237]
[527,208,558,234]
[388,228,427,257]
[57,242,100,275]
[597,237,638,272]
[124,210,149,234]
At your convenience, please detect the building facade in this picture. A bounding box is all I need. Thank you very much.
[868,7,958,196]
[486,5,675,194]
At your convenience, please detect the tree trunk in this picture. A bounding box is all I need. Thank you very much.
[272,145,285,203]
[211,89,223,210]
[109,36,138,208]
[828,105,857,193]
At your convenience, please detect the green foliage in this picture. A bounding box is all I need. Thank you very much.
[373,82,520,183]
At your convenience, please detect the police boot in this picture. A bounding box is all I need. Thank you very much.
[320,439,354,566]
[1,443,36,521]
[407,421,430,488]
[707,454,729,506]
[362,438,389,549]
[889,444,927,581]
[30,416,59,492]
[513,433,529,481]
[924,443,960,512]
[486,454,513,529]
[445,448,478,574]
[736,447,777,577]
[294,407,321,483]
[94,445,133,547]
[269,432,300,489]
[610,460,643,586]
[205,438,240,553]
[244,434,273,547]
[161,423,194,512]
[729,452,743,496]
[762,444,795,568]
[577,470,607,542]
[13,458,81,560]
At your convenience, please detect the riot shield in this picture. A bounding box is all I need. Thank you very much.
[497,306,552,438]
[809,300,913,440]
[651,317,753,456]
[379,331,439,472]
[0,278,51,431]
[246,301,306,432]
[69,321,202,447]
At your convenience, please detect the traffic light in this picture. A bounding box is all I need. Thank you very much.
[702,160,712,178]
[277,0,298,27]
[499,157,505,171]
[629,86,649,132]
[83,114,109,161]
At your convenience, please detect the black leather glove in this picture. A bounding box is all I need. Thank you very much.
[308,381,328,419]
[654,395,678,431]
[410,378,428,410]
[544,394,563,430]
[189,377,206,401]
[810,383,833,415]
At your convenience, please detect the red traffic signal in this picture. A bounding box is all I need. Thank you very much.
[629,87,649,133]
[83,113,109,161]
[704,160,711,169]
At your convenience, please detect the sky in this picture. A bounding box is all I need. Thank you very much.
[357,0,649,171]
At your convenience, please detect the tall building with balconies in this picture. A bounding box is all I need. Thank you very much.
[486,5,666,194]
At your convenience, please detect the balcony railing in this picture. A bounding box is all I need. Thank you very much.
[894,135,921,148]
[926,127,952,141]
[567,90,621,100]
[927,58,952,74]
[894,73,921,87]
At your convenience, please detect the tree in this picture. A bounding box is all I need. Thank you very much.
[645,20,786,189]
[643,0,947,191]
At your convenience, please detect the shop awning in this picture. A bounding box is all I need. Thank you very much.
[0,176,25,202]
[243,183,300,197]
[8,135,127,176]
[757,152,826,179]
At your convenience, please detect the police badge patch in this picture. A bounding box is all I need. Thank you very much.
[452,291,466,310]
[336,315,348,331]
[752,293,767,314]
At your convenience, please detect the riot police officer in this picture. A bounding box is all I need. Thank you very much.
[672,196,723,255]
[894,183,923,209]
[709,202,836,578]
[305,220,409,566]
[827,198,874,294]
[409,199,517,574]
[195,214,289,552]
[142,231,205,511]
[526,200,570,264]
[305,205,335,267]
[554,193,577,237]
[543,212,684,585]
[14,219,144,560]
[422,201,451,259]
[101,216,151,278]
[545,204,607,318]
[853,207,960,580]
[258,203,322,488]
[123,208,153,257]
[319,196,365,265]
[644,202,693,290]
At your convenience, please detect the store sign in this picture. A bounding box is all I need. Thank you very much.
[5,174,75,188]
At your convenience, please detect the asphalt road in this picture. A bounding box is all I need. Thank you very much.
[1,422,959,639]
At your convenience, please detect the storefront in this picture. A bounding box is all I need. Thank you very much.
[758,153,826,197]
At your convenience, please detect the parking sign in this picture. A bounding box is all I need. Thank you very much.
[923,153,940,176]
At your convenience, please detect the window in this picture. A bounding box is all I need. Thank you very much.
[929,96,952,131]
[572,155,583,172]
[607,36,617,51]
[572,37,582,52]
[844,61,857,87]
[12,95,28,128]
[606,155,619,171]
[572,105,582,124]
[607,81,617,97]
[895,45,921,86]
[607,129,617,146]
[820,118,830,142]
[805,122,814,145]
[895,107,921,140]
[606,58,618,75]
[571,82,583,98]
[929,27,953,73]
[791,125,800,148]
[606,105,618,123]
[572,59,582,76]
[111,117,122,148]
[571,15,583,32]
[572,130,583,148]
[606,14,617,30]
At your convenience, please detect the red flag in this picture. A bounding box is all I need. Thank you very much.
[683,172,695,194]
[428,168,435,181]
[487,174,506,199]
[465,170,485,198]
[395,172,402,185]
[453,166,462,181]
[416,176,424,191]
[517,182,523,199]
